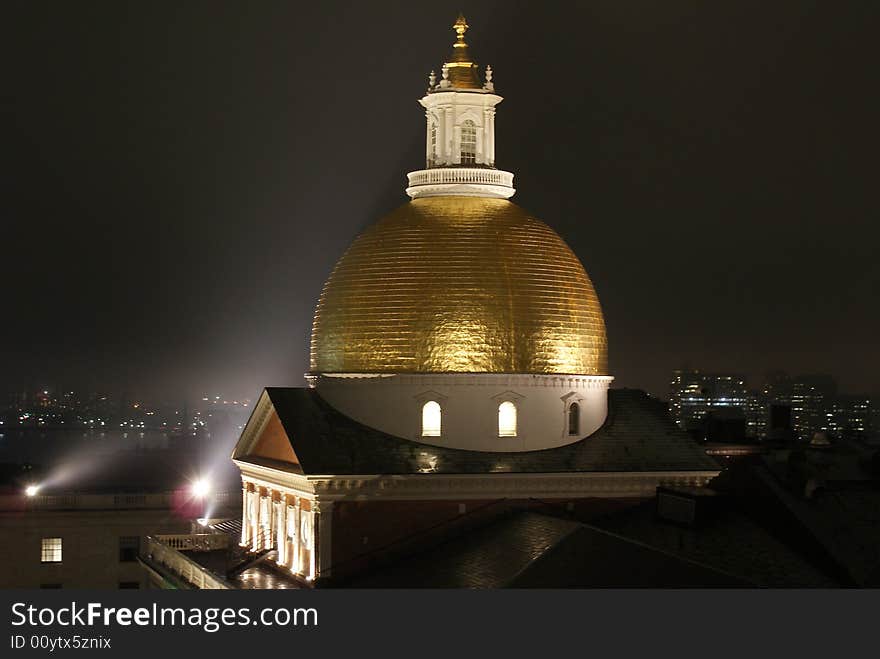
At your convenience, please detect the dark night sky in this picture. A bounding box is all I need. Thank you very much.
[4,1,878,400]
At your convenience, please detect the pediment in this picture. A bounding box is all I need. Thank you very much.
[232,389,300,466]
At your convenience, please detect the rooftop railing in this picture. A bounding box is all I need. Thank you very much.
[407,167,514,187]
[141,534,231,590]
[0,490,238,511]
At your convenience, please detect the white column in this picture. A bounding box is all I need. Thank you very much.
[248,491,258,551]
[258,495,270,551]
[425,112,432,166]
[286,504,296,570]
[269,493,277,549]
[291,503,301,575]
[253,492,261,551]
[483,108,492,165]
[305,510,316,580]
[488,110,496,165]
[437,107,446,165]
[240,486,249,547]
[445,105,454,164]
[275,500,286,564]
[315,501,333,579]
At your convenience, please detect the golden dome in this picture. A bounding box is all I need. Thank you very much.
[310,197,608,375]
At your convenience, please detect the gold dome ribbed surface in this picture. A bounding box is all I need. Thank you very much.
[310,197,608,375]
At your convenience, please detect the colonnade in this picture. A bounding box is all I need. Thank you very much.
[240,481,316,581]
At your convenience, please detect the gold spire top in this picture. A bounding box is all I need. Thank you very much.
[435,13,482,90]
[453,13,469,48]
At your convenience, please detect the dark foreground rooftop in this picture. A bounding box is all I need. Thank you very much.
[340,510,746,588]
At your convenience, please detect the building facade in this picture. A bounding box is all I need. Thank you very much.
[0,492,236,588]
[669,370,749,435]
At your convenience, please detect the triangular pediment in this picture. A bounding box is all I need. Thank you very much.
[231,389,300,466]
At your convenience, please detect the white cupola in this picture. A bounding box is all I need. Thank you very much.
[405,15,515,200]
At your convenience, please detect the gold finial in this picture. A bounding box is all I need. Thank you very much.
[453,13,468,47]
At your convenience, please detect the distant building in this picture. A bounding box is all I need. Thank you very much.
[835,396,872,442]
[0,430,239,588]
[0,492,233,589]
[668,371,872,444]
[758,373,871,442]
[669,370,748,437]
[745,390,767,438]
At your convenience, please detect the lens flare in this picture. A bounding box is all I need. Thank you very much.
[191,478,210,498]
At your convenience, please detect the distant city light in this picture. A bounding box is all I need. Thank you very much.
[25,484,39,497]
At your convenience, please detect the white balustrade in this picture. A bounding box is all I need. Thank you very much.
[156,533,230,552]
[405,168,515,199]
[407,168,514,187]
[142,535,230,589]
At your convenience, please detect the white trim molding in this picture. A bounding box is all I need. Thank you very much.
[235,458,718,503]
[307,471,720,501]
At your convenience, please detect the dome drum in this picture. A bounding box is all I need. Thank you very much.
[309,373,613,453]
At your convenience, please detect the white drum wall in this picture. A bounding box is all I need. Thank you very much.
[309,373,614,453]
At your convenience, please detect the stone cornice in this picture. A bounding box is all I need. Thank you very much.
[230,390,275,461]
[305,470,718,501]
[310,373,615,388]
[234,459,316,499]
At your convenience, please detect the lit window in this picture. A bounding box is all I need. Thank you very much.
[422,401,441,437]
[498,401,517,437]
[429,122,437,166]
[568,402,580,436]
[460,120,476,164]
[41,537,62,563]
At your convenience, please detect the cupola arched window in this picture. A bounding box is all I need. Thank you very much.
[429,122,437,167]
[568,402,580,436]
[498,401,517,437]
[422,400,442,437]
[460,120,476,164]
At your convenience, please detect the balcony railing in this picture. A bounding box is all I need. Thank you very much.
[407,168,514,187]
[141,534,231,589]
[158,533,231,552]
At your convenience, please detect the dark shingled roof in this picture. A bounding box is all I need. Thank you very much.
[343,511,746,588]
[244,388,718,476]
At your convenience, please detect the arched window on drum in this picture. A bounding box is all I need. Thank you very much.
[422,401,442,437]
[498,401,517,437]
[568,402,580,436]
